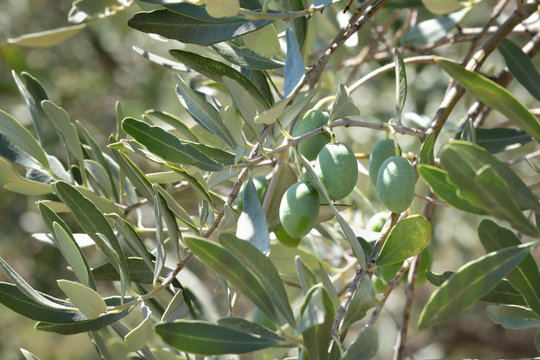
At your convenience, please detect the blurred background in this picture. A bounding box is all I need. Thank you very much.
[0,0,539,359]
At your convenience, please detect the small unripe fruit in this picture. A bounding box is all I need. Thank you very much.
[233,176,268,212]
[369,139,400,186]
[315,142,358,201]
[367,211,389,232]
[376,156,415,213]
[279,182,320,238]
[274,225,302,247]
[292,110,331,161]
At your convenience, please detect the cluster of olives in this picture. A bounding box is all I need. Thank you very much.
[278,110,358,241]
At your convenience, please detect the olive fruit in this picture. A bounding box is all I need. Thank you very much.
[368,139,400,186]
[279,182,320,237]
[292,110,331,161]
[274,225,302,247]
[233,176,268,212]
[376,156,415,213]
[367,211,389,232]
[314,142,358,201]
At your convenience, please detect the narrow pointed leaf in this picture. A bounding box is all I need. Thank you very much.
[341,277,380,330]
[155,320,283,354]
[84,160,113,197]
[499,39,540,102]
[487,304,540,329]
[440,141,540,211]
[162,289,190,322]
[41,100,84,161]
[478,220,540,317]
[0,157,52,195]
[174,73,236,148]
[282,0,306,48]
[53,222,96,290]
[217,317,284,341]
[122,117,222,171]
[418,132,435,165]
[211,42,283,70]
[426,271,527,306]
[125,305,153,351]
[435,58,540,143]
[143,110,198,142]
[418,164,487,214]
[92,257,174,284]
[219,234,295,328]
[35,306,132,334]
[401,8,468,46]
[0,133,39,169]
[283,27,305,97]
[57,280,107,319]
[376,215,431,266]
[0,110,49,168]
[20,348,40,360]
[236,178,270,254]
[0,282,82,322]
[329,84,360,122]
[54,181,131,291]
[0,257,74,310]
[296,256,319,294]
[394,48,407,119]
[12,71,43,144]
[128,6,273,46]
[299,286,335,360]
[184,236,278,324]
[8,24,86,47]
[462,128,532,154]
[341,325,378,360]
[418,243,535,329]
[169,49,270,108]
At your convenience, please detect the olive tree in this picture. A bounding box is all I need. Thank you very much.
[1,0,540,358]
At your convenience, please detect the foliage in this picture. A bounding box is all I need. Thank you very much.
[1,0,540,359]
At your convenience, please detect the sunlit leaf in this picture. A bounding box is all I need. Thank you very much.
[400,8,468,46]
[211,42,283,70]
[236,178,271,254]
[8,24,87,47]
[376,215,431,267]
[479,220,540,317]
[184,236,279,324]
[418,243,535,329]
[435,58,540,143]
[329,84,360,122]
[128,5,273,46]
[57,280,107,319]
[499,39,540,102]
[124,305,153,351]
[341,325,378,360]
[487,304,540,329]
[0,110,49,168]
[284,27,305,97]
[155,320,283,354]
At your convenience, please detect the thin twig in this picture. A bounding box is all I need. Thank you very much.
[393,201,435,360]
[332,212,400,337]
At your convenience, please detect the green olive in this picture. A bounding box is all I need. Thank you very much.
[292,110,331,161]
[369,139,400,186]
[273,225,302,247]
[279,182,320,237]
[315,142,358,201]
[376,156,415,214]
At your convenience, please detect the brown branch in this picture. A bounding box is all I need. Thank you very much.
[426,2,539,141]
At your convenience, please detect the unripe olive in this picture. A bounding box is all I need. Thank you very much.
[292,110,331,161]
[369,139,400,186]
[376,156,415,213]
[367,211,389,232]
[273,225,302,247]
[233,176,268,212]
[279,182,320,238]
[314,142,358,201]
